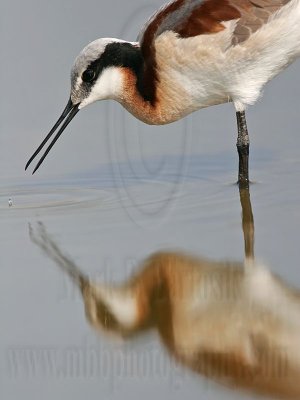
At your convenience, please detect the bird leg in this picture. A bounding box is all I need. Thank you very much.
[236,111,250,188]
[239,186,255,261]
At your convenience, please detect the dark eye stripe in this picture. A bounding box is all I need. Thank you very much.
[77,42,147,100]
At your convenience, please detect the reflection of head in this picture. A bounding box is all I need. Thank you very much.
[80,282,144,339]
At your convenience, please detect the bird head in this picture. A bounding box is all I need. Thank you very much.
[25,38,142,173]
[71,38,142,107]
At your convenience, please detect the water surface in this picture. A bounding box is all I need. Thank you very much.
[1,146,300,400]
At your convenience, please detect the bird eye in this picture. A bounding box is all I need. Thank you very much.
[82,69,96,83]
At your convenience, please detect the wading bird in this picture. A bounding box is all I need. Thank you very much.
[26,0,300,186]
[30,222,300,399]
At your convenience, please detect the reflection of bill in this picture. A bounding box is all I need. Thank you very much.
[30,222,300,399]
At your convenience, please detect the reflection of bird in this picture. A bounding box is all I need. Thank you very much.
[30,222,300,399]
[25,0,300,185]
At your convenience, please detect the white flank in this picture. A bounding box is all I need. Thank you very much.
[154,0,300,115]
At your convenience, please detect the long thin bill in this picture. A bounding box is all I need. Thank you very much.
[31,104,80,175]
[25,98,74,171]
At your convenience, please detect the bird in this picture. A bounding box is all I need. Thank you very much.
[30,222,300,399]
[25,0,300,186]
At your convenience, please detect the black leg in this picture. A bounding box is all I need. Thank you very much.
[236,111,249,188]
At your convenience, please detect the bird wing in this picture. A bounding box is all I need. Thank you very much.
[230,0,291,45]
[138,0,291,48]
[137,0,291,102]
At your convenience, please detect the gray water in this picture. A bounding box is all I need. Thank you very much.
[1,0,300,399]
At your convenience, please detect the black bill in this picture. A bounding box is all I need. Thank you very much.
[25,98,80,174]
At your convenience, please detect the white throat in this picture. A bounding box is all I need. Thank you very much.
[79,67,124,109]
